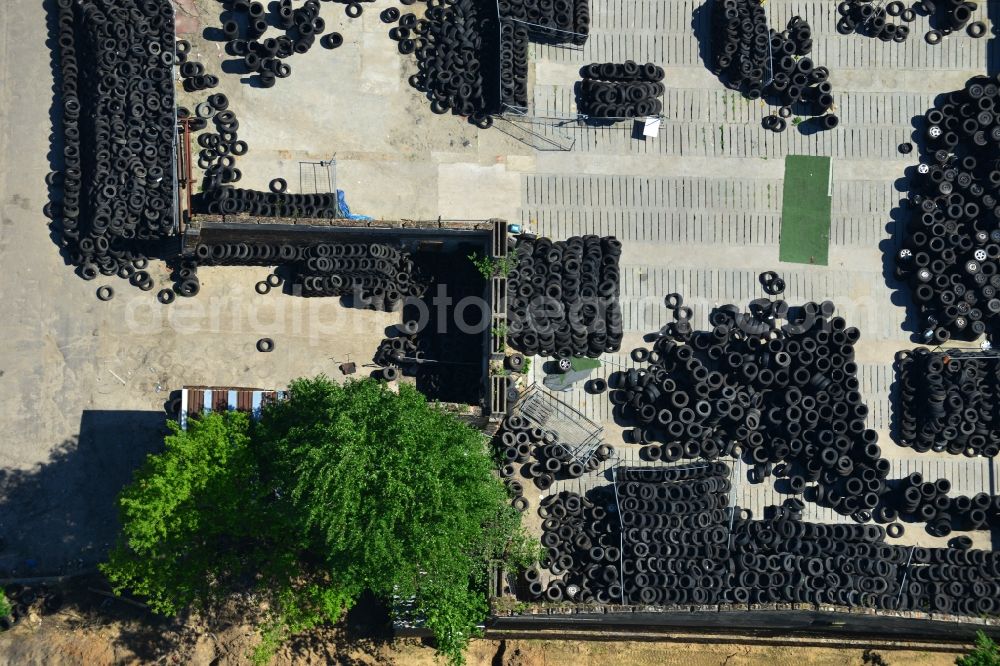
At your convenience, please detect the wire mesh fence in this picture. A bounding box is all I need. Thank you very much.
[515,384,604,465]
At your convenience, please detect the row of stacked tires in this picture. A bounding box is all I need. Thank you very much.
[710,3,838,130]
[576,61,665,119]
[612,293,1000,533]
[895,348,1000,457]
[52,0,176,282]
[524,465,1000,614]
[895,76,1000,343]
[493,414,616,493]
[406,0,493,127]
[499,19,530,110]
[194,186,340,219]
[893,471,1000,536]
[498,0,590,45]
[506,235,623,358]
[192,240,422,308]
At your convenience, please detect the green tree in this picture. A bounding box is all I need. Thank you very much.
[957,631,1000,666]
[102,377,535,665]
[0,588,10,619]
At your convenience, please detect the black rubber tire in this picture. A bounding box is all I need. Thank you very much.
[380,7,400,22]
[586,377,608,394]
[345,3,362,18]
[157,288,176,304]
[255,280,271,295]
[925,30,942,45]
[886,1,904,16]
[96,285,114,301]
[266,273,283,288]
[257,338,274,352]
[178,279,200,297]
[898,142,913,154]
[967,21,987,38]
[664,292,683,310]
[269,178,287,194]
[886,523,905,538]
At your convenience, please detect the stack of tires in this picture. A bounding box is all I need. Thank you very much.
[506,235,623,358]
[218,0,336,86]
[896,348,1000,458]
[500,19,530,110]
[613,295,892,522]
[893,471,1000,536]
[577,61,665,119]
[894,77,1000,343]
[836,0,913,41]
[612,292,1000,533]
[526,474,1000,612]
[292,243,418,307]
[711,0,769,93]
[194,186,341,219]
[179,59,220,92]
[920,0,986,45]
[192,240,421,308]
[406,0,493,127]
[499,0,590,45]
[710,3,838,130]
[494,414,615,491]
[189,98,250,188]
[52,0,176,282]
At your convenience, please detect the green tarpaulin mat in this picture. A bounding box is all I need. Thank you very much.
[542,357,601,392]
[779,155,832,266]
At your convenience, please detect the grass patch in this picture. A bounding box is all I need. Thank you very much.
[779,155,832,266]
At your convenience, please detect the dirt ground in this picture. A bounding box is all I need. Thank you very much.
[0,623,966,666]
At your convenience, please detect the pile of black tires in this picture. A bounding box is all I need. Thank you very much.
[836,0,914,42]
[612,295,891,522]
[923,0,987,44]
[217,0,342,86]
[0,585,62,631]
[710,3,838,131]
[506,235,623,358]
[182,97,250,188]
[194,185,340,219]
[525,466,1000,613]
[576,61,665,119]
[494,414,616,492]
[51,0,176,281]
[893,471,1000,536]
[193,240,421,308]
[610,292,1000,533]
[894,77,1000,343]
[499,19,530,111]
[406,0,493,127]
[499,0,590,45]
[895,348,1000,457]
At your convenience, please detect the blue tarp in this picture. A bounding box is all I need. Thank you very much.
[337,190,373,220]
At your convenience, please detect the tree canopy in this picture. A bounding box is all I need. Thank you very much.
[957,632,1000,666]
[102,377,535,664]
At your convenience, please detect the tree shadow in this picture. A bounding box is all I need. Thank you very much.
[0,410,168,578]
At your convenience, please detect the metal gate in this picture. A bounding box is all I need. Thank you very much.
[298,158,337,195]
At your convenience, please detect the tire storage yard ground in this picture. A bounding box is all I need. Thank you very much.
[2,0,1000,660]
